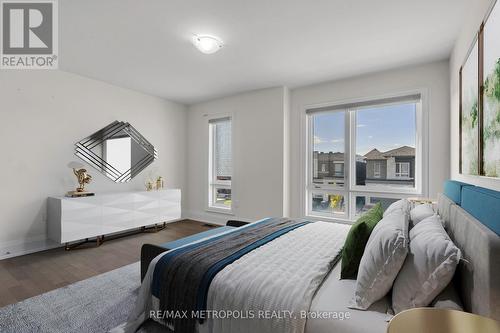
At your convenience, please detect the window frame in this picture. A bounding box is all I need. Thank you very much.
[395,162,410,178]
[348,99,423,195]
[304,91,428,222]
[373,161,381,178]
[334,162,343,176]
[207,115,233,214]
[307,109,349,219]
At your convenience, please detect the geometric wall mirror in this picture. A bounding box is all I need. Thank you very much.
[75,121,157,182]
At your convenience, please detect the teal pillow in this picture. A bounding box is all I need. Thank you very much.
[340,202,383,279]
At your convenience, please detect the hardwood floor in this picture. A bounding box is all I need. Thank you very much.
[0,219,213,308]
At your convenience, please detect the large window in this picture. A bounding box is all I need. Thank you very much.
[208,117,232,211]
[306,94,424,221]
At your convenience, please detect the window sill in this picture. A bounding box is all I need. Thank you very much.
[305,214,354,225]
[349,186,422,196]
[206,207,234,216]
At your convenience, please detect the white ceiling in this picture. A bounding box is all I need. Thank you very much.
[59,0,469,104]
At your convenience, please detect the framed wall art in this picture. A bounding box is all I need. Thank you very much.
[483,0,500,177]
[460,38,480,175]
[460,0,500,178]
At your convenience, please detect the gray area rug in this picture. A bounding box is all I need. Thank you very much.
[0,262,169,333]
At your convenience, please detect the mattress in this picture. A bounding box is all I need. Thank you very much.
[306,262,390,333]
[114,221,391,333]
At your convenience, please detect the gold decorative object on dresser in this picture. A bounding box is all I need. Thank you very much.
[67,167,95,197]
[156,176,164,190]
[145,176,164,191]
[387,308,500,333]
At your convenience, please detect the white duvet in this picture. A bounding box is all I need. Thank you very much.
[111,221,350,333]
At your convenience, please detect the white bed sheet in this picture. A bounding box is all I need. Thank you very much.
[306,262,390,333]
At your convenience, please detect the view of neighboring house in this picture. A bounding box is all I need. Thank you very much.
[313,152,367,187]
[364,146,415,187]
[312,145,415,187]
[312,146,415,215]
[313,152,345,186]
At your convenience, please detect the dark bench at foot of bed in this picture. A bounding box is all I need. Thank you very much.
[140,221,248,281]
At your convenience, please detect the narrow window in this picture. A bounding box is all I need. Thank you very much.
[374,162,381,178]
[208,117,232,210]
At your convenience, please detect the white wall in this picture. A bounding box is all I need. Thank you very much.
[290,61,451,218]
[0,59,456,257]
[0,70,187,258]
[185,87,289,224]
[185,61,451,223]
[449,0,500,191]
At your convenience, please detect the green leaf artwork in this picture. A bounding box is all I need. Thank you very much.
[483,2,500,177]
[461,40,479,175]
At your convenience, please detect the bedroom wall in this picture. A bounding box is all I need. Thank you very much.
[449,0,500,191]
[0,70,187,259]
[289,60,451,218]
[185,87,290,225]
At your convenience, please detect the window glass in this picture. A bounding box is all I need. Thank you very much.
[355,103,416,189]
[214,120,232,181]
[209,118,232,210]
[355,195,400,216]
[214,187,231,208]
[374,162,381,178]
[312,112,345,187]
[311,193,346,215]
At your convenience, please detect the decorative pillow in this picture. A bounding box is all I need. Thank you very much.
[409,203,435,227]
[350,210,409,310]
[341,203,383,279]
[384,199,409,217]
[392,215,461,314]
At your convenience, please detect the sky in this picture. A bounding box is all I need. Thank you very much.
[313,103,416,155]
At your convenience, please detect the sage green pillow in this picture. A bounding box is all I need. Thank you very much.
[340,202,383,279]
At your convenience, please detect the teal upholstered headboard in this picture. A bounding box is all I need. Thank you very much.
[443,180,470,205]
[443,180,500,236]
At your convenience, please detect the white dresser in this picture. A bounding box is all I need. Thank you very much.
[48,189,181,245]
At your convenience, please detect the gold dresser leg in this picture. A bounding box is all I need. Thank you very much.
[64,237,103,250]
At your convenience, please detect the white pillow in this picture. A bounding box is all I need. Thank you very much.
[350,210,409,310]
[384,199,409,217]
[409,203,435,227]
[392,215,461,314]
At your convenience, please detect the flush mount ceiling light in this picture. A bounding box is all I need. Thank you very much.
[192,35,224,54]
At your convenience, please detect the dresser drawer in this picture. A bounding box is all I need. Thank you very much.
[61,217,102,243]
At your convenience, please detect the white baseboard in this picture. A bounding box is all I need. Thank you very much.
[0,235,61,260]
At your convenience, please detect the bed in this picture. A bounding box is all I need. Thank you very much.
[112,181,500,333]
